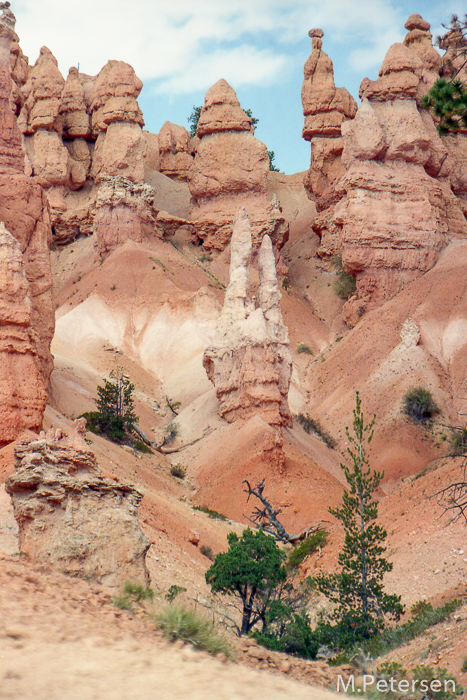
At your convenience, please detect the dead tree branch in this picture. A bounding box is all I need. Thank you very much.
[131,423,212,454]
[435,459,467,523]
[242,479,326,545]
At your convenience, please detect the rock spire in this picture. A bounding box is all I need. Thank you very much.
[188,79,288,251]
[203,208,292,427]
[301,29,357,258]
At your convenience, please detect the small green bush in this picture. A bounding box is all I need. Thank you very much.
[461,657,467,673]
[200,544,214,560]
[403,387,439,424]
[124,582,155,602]
[361,599,462,658]
[164,422,178,444]
[295,413,337,449]
[132,440,153,454]
[170,464,186,479]
[287,531,328,569]
[450,427,467,455]
[297,343,313,355]
[282,277,290,292]
[332,256,356,300]
[192,505,228,521]
[253,613,319,659]
[412,665,462,700]
[165,585,187,602]
[151,604,231,657]
[111,595,135,613]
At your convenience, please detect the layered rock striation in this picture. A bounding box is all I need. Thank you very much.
[0,4,54,442]
[94,175,192,256]
[301,29,357,259]
[158,121,195,181]
[334,14,467,319]
[188,79,288,251]
[6,420,150,587]
[203,208,292,427]
[0,223,48,441]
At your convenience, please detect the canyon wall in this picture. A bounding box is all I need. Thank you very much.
[0,4,54,442]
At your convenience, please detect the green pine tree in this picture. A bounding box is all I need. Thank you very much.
[422,15,467,134]
[422,77,467,134]
[82,367,138,442]
[205,528,287,636]
[312,393,404,646]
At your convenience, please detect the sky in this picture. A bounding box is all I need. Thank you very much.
[12,0,467,174]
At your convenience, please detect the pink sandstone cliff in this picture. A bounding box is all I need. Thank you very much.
[0,3,54,442]
[333,15,467,322]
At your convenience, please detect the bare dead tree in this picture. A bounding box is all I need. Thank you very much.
[242,478,325,545]
[132,422,212,454]
[435,459,467,523]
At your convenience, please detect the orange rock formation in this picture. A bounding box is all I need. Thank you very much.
[301,29,357,259]
[334,15,467,321]
[0,3,54,442]
[189,79,288,251]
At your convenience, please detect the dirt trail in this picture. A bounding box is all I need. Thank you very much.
[0,551,342,700]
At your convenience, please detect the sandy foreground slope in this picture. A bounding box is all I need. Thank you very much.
[0,548,348,700]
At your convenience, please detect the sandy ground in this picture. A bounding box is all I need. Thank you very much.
[0,551,344,700]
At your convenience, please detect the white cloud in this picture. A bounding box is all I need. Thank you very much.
[156,45,289,94]
[11,0,460,97]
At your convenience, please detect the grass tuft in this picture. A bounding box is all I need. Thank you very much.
[192,505,228,521]
[297,343,313,355]
[287,531,328,569]
[295,413,337,449]
[150,604,231,657]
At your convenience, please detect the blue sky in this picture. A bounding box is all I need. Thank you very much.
[14,0,467,174]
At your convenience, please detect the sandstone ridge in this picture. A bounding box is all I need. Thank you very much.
[5,419,150,588]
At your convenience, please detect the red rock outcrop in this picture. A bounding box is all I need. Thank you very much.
[93,175,192,256]
[334,15,467,317]
[158,121,194,180]
[435,22,467,218]
[0,4,54,441]
[203,208,292,427]
[0,222,48,441]
[5,420,150,587]
[301,29,357,259]
[9,34,29,116]
[188,79,288,251]
[90,60,145,184]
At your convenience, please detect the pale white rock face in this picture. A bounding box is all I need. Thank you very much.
[400,318,421,348]
[6,421,150,589]
[203,208,292,427]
